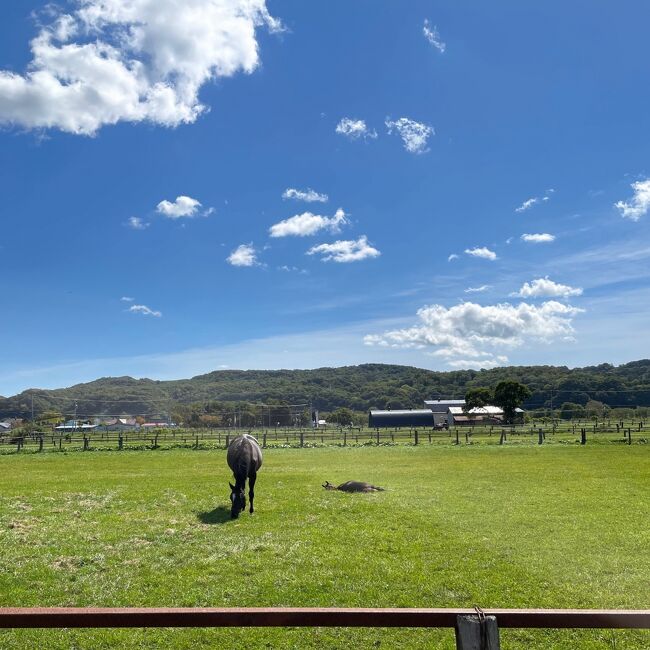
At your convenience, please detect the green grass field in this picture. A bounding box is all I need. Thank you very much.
[0,445,648,649]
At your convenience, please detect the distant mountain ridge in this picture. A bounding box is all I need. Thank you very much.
[1,361,650,419]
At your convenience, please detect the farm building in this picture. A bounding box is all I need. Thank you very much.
[368,409,435,428]
[0,422,11,434]
[96,418,140,432]
[447,406,525,426]
[423,399,466,426]
[54,420,98,432]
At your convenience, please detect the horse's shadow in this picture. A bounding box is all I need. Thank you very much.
[197,505,231,525]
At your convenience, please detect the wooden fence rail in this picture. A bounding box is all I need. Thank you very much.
[0,607,648,629]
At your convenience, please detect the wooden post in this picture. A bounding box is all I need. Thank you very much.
[455,430,459,445]
[262,432,267,448]
[538,430,543,445]
[300,431,304,447]
[455,614,500,649]
[465,432,469,444]
[38,436,44,452]
[343,430,347,446]
[83,436,89,451]
[499,431,505,445]
[195,435,199,449]
[581,428,586,445]
[414,429,419,445]
[118,434,123,450]
[628,429,632,445]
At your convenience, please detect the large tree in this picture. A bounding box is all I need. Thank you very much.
[492,380,532,424]
[464,387,493,413]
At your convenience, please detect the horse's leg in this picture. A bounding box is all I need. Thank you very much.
[248,472,256,514]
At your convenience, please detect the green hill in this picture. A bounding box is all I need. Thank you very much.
[2,361,650,420]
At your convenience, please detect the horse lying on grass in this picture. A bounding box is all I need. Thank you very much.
[322,480,385,493]
[227,434,263,519]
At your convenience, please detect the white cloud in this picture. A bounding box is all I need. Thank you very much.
[515,189,554,212]
[335,118,377,140]
[282,188,328,203]
[364,300,583,364]
[269,208,347,238]
[423,19,445,53]
[129,304,162,317]
[278,265,308,274]
[464,285,490,293]
[227,243,259,267]
[446,357,507,370]
[512,277,583,299]
[156,195,204,219]
[385,117,434,154]
[0,0,281,135]
[614,178,650,221]
[521,233,556,243]
[515,197,538,212]
[120,296,134,302]
[447,254,459,262]
[465,246,497,261]
[127,216,149,230]
[307,235,380,263]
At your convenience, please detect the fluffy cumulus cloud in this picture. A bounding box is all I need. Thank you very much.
[227,243,259,267]
[307,235,380,263]
[614,178,650,221]
[364,300,583,366]
[0,0,281,135]
[269,208,347,238]
[521,232,556,243]
[129,304,162,317]
[423,19,445,53]
[465,246,497,261]
[156,195,204,218]
[335,118,377,140]
[385,117,434,154]
[512,277,583,299]
[282,188,328,203]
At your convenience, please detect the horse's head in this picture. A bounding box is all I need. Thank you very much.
[322,481,336,490]
[229,482,246,519]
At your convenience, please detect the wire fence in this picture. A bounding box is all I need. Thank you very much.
[1,419,648,454]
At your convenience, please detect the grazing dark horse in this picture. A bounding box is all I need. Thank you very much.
[227,434,263,519]
[322,480,384,493]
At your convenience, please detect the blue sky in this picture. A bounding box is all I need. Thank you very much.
[1,0,650,396]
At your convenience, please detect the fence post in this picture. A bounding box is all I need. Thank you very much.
[38,436,44,452]
[263,432,267,448]
[455,614,500,649]
[581,428,587,445]
[628,429,632,445]
[414,429,419,445]
[83,436,89,451]
[499,431,505,445]
[538,430,543,445]
[343,430,347,446]
[300,431,304,448]
[465,431,469,444]
[118,434,123,450]
[225,434,230,448]
[16,437,23,452]
[455,430,459,445]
